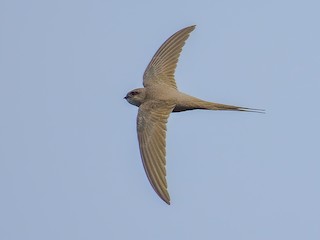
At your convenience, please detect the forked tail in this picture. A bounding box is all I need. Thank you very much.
[173,93,265,113]
[201,101,265,113]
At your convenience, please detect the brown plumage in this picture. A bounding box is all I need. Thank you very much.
[124,25,263,205]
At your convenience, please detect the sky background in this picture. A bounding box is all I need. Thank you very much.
[1,0,320,239]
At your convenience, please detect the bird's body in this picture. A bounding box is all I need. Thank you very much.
[125,25,263,205]
[127,86,257,112]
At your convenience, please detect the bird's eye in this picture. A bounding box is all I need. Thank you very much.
[131,91,138,96]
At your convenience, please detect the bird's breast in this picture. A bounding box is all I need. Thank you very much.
[145,86,179,102]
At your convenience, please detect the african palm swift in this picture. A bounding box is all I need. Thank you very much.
[124,25,263,205]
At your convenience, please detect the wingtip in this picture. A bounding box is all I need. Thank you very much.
[182,25,196,31]
[160,194,171,205]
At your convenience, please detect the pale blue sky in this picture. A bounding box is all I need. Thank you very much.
[1,0,319,239]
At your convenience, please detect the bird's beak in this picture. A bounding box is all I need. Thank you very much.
[124,96,128,99]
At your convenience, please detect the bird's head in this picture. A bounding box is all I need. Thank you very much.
[124,88,146,107]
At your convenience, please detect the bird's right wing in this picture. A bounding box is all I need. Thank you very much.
[143,25,196,90]
[137,101,175,205]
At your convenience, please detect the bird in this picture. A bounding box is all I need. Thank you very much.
[124,25,263,205]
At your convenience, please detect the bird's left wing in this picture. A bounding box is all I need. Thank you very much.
[137,101,175,205]
[143,25,196,90]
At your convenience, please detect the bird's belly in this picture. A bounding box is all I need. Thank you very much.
[173,104,202,112]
